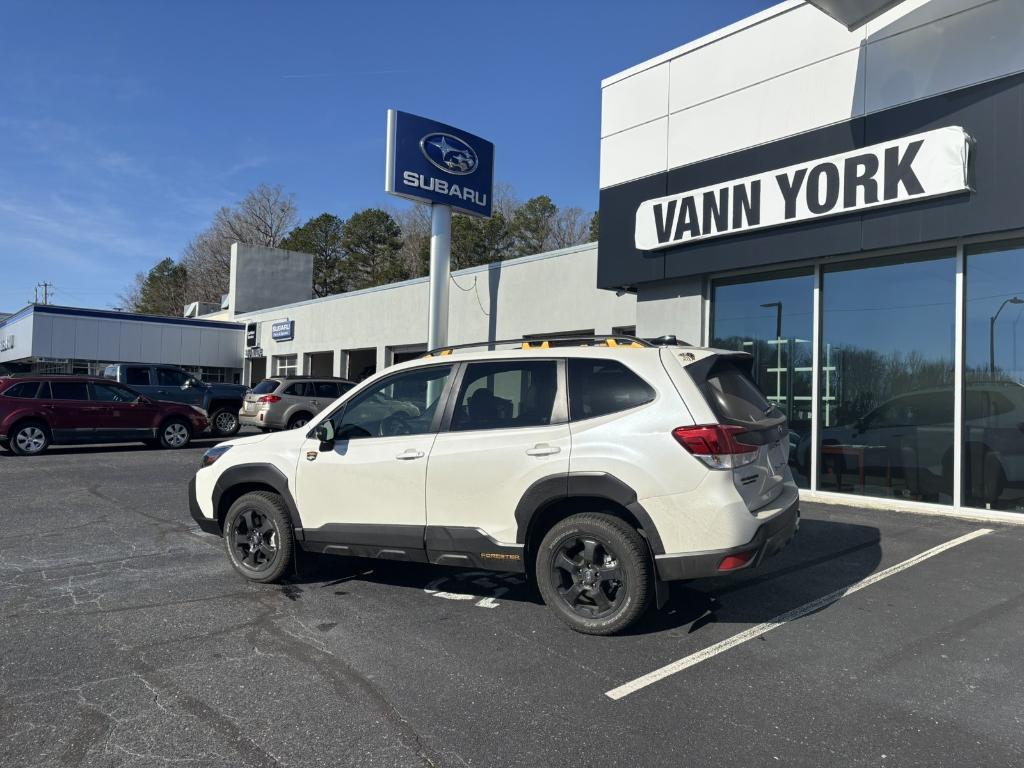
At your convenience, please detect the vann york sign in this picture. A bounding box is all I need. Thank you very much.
[635,126,972,251]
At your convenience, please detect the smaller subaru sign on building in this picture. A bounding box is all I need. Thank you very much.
[270,320,294,342]
[385,110,494,218]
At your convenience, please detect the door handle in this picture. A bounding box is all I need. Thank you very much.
[396,449,425,460]
[526,443,561,457]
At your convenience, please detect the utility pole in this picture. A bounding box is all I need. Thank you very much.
[36,282,53,305]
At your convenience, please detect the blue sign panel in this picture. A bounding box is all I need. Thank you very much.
[271,320,294,342]
[385,110,494,218]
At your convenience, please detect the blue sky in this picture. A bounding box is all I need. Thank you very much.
[0,0,773,312]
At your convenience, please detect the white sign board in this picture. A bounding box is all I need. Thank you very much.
[635,126,972,251]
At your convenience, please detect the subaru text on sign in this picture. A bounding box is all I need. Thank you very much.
[385,110,494,218]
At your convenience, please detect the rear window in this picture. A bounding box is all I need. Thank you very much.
[251,379,280,395]
[567,359,656,421]
[2,381,40,399]
[699,358,781,426]
[50,381,89,400]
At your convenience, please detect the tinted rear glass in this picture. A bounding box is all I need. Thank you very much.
[2,381,40,399]
[700,358,780,426]
[251,380,280,395]
[50,381,89,400]
[125,366,151,386]
[315,382,341,398]
[568,359,655,421]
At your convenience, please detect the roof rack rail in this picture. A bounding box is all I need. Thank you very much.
[422,334,690,358]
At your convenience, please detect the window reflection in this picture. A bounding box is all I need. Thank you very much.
[711,270,814,488]
[818,254,956,503]
[964,241,1024,511]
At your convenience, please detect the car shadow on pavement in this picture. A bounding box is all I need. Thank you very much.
[0,438,226,458]
[626,517,882,636]
[281,517,882,636]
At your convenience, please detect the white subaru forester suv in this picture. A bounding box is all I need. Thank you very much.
[190,337,799,634]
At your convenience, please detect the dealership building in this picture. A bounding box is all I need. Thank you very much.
[3,0,1022,523]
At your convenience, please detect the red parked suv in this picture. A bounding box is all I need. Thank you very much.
[0,376,209,456]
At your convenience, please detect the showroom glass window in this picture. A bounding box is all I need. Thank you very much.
[818,253,956,503]
[963,240,1024,512]
[711,270,814,488]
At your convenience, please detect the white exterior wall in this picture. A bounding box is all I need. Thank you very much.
[600,0,1024,188]
[0,308,243,369]
[0,311,34,365]
[239,243,637,377]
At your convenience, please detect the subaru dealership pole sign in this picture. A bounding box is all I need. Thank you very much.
[385,110,494,351]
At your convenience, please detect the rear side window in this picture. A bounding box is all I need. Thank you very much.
[284,382,313,397]
[452,360,558,431]
[251,379,280,395]
[125,366,151,386]
[157,368,190,387]
[50,381,89,400]
[567,359,655,421]
[315,382,341,398]
[700,358,780,426]
[2,381,40,399]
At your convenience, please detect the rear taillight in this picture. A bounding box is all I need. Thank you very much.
[257,395,282,403]
[672,424,757,470]
[718,550,754,571]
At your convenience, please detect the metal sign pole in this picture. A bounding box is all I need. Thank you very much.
[428,203,452,351]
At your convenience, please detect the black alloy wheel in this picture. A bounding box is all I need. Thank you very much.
[536,513,651,635]
[231,509,279,571]
[551,535,625,619]
[223,491,294,583]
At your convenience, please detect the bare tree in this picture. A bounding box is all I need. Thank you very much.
[549,206,590,250]
[180,184,299,304]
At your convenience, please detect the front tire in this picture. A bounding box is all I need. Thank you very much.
[158,418,192,449]
[536,513,652,635]
[210,407,241,437]
[224,491,294,583]
[9,421,50,456]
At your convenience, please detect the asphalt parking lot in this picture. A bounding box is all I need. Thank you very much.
[2,437,1023,767]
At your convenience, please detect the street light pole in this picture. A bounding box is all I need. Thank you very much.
[989,296,1023,377]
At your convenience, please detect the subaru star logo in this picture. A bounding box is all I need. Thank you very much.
[420,132,478,175]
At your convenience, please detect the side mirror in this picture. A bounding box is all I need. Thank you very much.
[313,421,335,449]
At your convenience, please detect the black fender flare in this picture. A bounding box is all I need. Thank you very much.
[513,471,665,555]
[212,463,305,538]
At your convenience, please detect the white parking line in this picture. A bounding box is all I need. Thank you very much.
[605,527,994,701]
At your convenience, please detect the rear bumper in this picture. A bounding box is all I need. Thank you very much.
[189,476,221,536]
[239,412,276,429]
[654,491,799,581]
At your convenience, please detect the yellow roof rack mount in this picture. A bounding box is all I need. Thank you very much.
[421,335,687,358]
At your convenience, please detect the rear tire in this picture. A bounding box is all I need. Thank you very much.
[287,412,313,430]
[536,513,651,635]
[158,418,192,449]
[9,421,50,456]
[224,491,294,583]
[210,407,241,437]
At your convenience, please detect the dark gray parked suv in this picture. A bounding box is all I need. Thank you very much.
[103,363,246,436]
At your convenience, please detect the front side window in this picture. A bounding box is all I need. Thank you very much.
[328,365,453,439]
[568,359,655,421]
[451,360,558,432]
[50,381,89,400]
[125,367,151,386]
[157,368,190,387]
[2,381,40,399]
[89,382,139,403]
